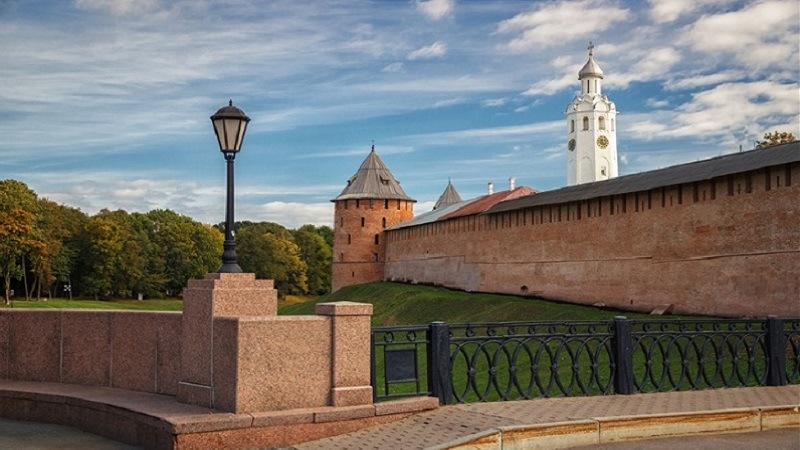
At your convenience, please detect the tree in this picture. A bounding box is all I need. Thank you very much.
[0,180,39,304]
[237,222,308,295]
[756,131,796,148]
[144,209,222,296]
[80,209,147,299]
[293,225,332,295]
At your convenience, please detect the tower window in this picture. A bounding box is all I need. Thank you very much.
[611,118,615,131]
[374,234,380,245]
[582,117,589,130]
[340,217,343,227]
[356,200,360,208]
[382,217,387,228]
[361,217,365,227]
[599,116,606,130]
[373,253,379,262]
[570,120,575,133]
[347,234,351,244]
[384,199,389,209]
[369,199,374,209]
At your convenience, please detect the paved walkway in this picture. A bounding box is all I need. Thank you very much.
[0,384,797,448]
[0,417,138,450]
[295,385,800,449]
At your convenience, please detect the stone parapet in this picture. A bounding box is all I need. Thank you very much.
[0,310,181,395]
[178,272,278,408]
[316,301,373,406]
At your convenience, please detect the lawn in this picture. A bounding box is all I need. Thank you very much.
[279,281,685,325]
[2,298,183,311]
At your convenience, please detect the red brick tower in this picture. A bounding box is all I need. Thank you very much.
[331,145,415,291]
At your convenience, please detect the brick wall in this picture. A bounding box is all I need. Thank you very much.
[384,163,800,317]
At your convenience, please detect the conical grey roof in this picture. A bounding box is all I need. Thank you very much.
[333,146,415,202]
[433,179,462,210]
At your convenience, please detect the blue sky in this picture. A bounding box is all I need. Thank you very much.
[1,0,798,228]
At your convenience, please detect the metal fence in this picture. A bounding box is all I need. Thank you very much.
[370,316,800,404]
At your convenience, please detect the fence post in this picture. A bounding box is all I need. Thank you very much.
[613,316,634,394]
[428,321,452,405]
[370,330,377,403]
[766,316,787,386]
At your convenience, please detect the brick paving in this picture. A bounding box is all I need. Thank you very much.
[293,385,800,450]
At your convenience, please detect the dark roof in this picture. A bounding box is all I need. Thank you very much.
[433,180,462,210]
[332,146,415,202]
[487,142,800,214]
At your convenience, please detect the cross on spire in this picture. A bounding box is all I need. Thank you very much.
[588,41,594,56]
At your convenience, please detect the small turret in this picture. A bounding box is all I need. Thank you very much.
[433,179,462,210]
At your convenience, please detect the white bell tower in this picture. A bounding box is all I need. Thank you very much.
[566,43,618,186]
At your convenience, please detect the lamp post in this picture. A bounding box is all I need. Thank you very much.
[211,100,250,273]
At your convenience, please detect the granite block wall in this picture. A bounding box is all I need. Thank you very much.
[0,310,182,394]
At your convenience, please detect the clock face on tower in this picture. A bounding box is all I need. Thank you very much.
[596,135,609,149]
[568,139,576,151]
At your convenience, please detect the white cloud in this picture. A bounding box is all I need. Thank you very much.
[382,62,406,73]
[407,41,448,60]
[626,81,800,141]
[402,121,562,146]
[682,1,799,71]
[416,0,455,21]
[75,0,164,17]
[247,202,334,228]
[645,98,669,108]
[664,70,746,91]
[523,72,574,96]
[497,0,632,51]
[610,47,682,89]
[432,97,465,108]
[646,0,726,24]
[482,98,507,107]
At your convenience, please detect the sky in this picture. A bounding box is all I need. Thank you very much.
[1,0,798,229]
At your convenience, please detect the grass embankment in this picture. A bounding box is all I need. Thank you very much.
[3,282,687,326]
[279,281,665,326]
[2,293,313,312]
[3,299,184,311]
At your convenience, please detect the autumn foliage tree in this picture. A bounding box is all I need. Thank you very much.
[0,180,39,304]
[756,131,796,149]
[1,179,333,301]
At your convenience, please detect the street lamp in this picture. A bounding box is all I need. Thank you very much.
[211,100,250,273]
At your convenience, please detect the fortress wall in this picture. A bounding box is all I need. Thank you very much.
[385,163,800,317]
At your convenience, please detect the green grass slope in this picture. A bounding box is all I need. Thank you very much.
[279,282,666,326]
[4,299,183,311]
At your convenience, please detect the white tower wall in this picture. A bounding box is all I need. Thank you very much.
[566,44,618,186]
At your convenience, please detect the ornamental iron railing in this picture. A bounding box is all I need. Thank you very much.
[371,316,800,404]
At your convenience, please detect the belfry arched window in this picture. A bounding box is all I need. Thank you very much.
[599,116,606,130]
[570,120,575,133]
[582,117,589,130]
